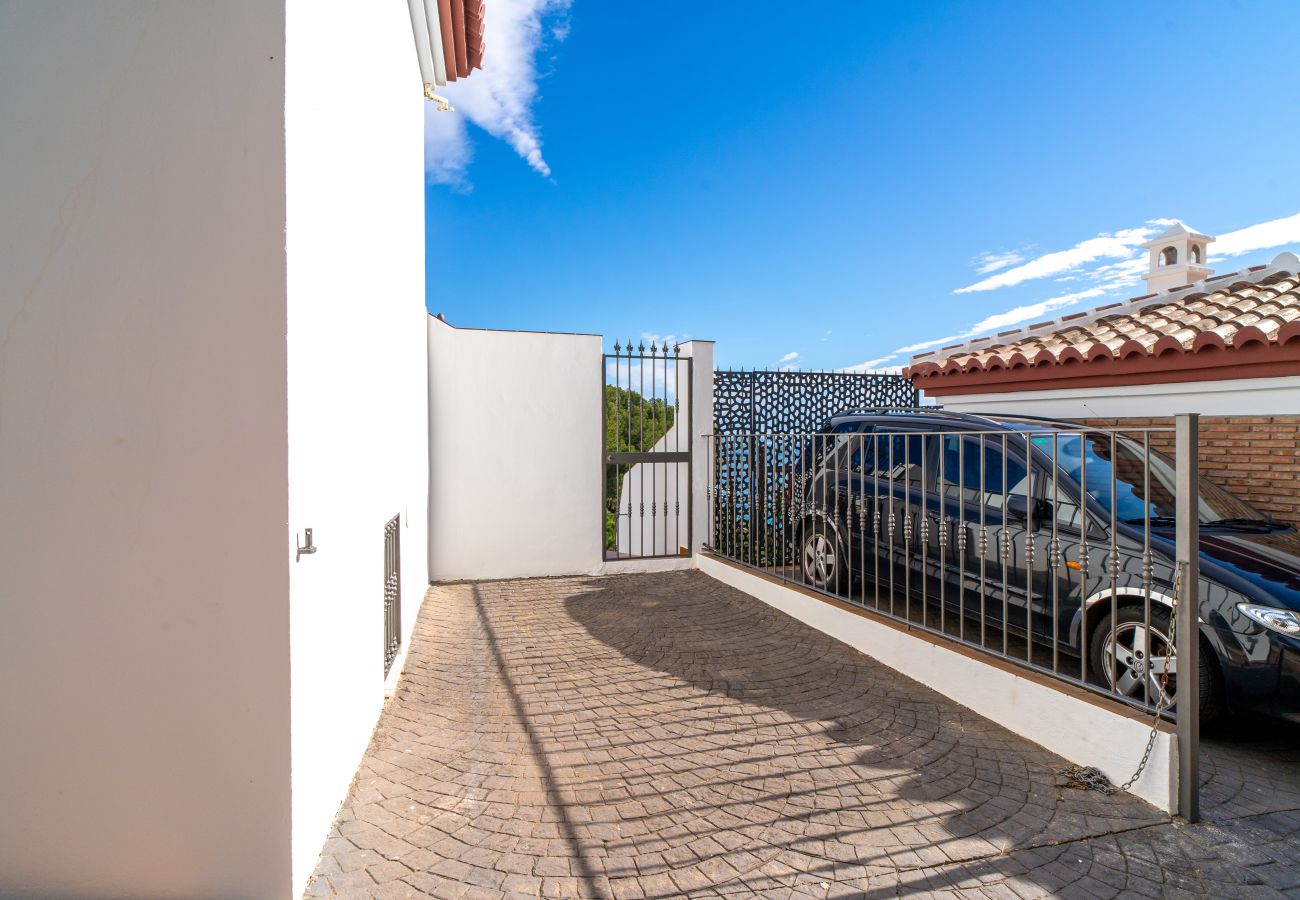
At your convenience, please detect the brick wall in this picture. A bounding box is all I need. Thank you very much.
[1081,416,1300,529]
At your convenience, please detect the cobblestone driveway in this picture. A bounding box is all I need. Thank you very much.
[308,571,1300,898]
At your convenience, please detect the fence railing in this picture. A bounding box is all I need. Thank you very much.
[384,514,401,677]
[705,419,1202,752]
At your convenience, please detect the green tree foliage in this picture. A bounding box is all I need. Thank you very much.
[604,385,676,548]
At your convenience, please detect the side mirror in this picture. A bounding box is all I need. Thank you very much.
[1006,494,1053,525]
[1005,494,1030,522]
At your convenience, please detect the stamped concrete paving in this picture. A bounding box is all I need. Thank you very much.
[308,571,1300,898]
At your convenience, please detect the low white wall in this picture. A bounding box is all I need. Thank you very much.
[934,375,1300,417]
[285,2,430,895]
[428,319,602,580]
[698,556,1178,812]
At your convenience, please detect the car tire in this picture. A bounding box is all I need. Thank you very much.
[1089,604,1224,727]
[800,523,846,594]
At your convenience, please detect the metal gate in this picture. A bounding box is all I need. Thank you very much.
[602,341,692,560]
[383,514,401,676]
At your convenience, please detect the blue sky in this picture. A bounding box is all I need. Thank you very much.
[424,1,1300,371]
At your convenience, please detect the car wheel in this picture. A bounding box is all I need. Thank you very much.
[1089,605,1224,726]
[801,524,845,593]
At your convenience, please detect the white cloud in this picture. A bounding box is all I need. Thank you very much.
[894,335,962,354]
[778,351,799,363]
[965,287,1108,334]
[639,332,683,349]
[1213,212,1300,258]
[887,210,1300,365]
[892,287,1110,362]
[955,227,1158,293]
[425,0,571,186]
[424,113,473,187]
[972,250,1026,274]
[838,355,897,373]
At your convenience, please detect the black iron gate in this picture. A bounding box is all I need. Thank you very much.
[602,341,692,560]
[383,514,401,676]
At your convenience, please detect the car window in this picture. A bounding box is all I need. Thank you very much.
[800,421,866,471]
[866,432,929,479]
[1040,470,1085,530]
[938,434,1029,510]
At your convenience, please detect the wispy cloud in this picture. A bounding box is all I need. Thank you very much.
[778,351,799,363]
[425,0,571,187]
[895,335,962,354]
[639,332,687,349]
[882,287,1107,363]
[973,250,1026,275]
[956,226,1163,294]
[885,210,1300,365]
[964,287,1108,334]
[778,351,800,371]
[839,355,898,373]
[1213,212,1300,258]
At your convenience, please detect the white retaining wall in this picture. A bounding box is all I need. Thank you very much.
[697,556,1178,812]
[428,319,603,580]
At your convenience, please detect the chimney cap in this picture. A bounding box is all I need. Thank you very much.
[1140,221,1215,249]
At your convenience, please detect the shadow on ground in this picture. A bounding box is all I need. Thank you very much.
[306,570,1300,899]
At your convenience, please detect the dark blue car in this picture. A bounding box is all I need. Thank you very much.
[793,411,1300,725]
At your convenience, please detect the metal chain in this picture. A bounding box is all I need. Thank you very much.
[1063,560,1183,795]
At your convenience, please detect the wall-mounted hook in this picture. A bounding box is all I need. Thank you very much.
[297,528,318,562]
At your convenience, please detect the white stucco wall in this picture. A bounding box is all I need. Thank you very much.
[285,2,430,894]
[428,319,602,580]
[0,5,293,897]
[932,375,1300,417]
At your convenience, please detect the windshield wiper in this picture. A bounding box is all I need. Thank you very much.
[1123,515,1178,526]
[1203,517,1287,531]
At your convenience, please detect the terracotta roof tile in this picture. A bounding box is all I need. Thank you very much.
[906,252,1300,384]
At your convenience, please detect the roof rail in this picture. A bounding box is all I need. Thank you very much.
[837,405,941,415]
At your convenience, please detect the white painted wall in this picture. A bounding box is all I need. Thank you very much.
[0,5,292,897]
[285,2,430,895]
[428,319,602,580]
[698,556,1178,812]
[933,375,1300,418]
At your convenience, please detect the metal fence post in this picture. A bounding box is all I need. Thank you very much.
[1175,412,1200,822]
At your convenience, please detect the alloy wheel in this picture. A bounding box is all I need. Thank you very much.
[802,532,837,587]
[1102,620,1176,707]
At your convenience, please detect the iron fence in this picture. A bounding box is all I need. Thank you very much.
[706,418,1202,749]
[384,514,401,677]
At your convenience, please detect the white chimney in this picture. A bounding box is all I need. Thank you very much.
[1141,222,1214,293]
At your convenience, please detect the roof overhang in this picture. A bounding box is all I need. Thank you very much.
[407,0,485,96]
[908,337,1300,397]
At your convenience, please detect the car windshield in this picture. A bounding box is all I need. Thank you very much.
[1030,432,1269,525]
